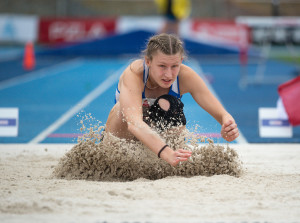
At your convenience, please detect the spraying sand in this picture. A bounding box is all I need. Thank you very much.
[53,122,243,181]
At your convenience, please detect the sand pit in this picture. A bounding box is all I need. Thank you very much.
[1,143,300,223]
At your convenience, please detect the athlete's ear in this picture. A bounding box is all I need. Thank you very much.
[145,56,151,66]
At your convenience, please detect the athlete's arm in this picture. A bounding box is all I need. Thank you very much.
[118,61,191,166]
[179,64,239,142]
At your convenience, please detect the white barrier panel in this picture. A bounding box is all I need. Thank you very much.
[259,107,292,138]
[0,14,38,43]
[0,108,19,137]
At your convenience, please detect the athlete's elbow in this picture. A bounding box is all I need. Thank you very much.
[127,122,135,134]
[127,121,143,135]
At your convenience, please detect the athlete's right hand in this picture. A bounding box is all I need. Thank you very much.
[160,147,192,166]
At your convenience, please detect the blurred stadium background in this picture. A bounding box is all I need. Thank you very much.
[0,0,300,144]
[1,0,300,18]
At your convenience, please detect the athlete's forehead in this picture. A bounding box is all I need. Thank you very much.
[151,50,182,65]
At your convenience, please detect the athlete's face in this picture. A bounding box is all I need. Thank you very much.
[146,50,183,88]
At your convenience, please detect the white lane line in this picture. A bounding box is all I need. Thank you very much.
[29,63,127,144]
[187,58,248,144]
[0,58,84,91]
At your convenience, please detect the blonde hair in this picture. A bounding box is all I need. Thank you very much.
[143,33,186,60]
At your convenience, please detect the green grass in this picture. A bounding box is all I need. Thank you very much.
[273,55,300,65]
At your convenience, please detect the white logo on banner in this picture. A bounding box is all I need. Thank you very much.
[2,17,15,40]
[49,22,107,42]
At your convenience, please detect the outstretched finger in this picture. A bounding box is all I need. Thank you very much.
[224,131,239,142]
[223,119,233,128]
[176,150,192,158]
[177,149,192,154]
[224,123,237,132]
[227,127,238,136]
[177,156,189,161]
[172,157,188,166]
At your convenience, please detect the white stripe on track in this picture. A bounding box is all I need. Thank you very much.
[0,58,84,91]
[188,58,248,144]
[29,63,127,144]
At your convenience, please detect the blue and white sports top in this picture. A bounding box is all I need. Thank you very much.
[115,61,181,106]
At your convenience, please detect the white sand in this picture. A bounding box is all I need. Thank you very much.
[0,143,300,223]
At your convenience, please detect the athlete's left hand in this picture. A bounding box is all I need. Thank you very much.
[221,117,239,142]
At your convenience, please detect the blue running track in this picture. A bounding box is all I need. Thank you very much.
[0,48,299,143]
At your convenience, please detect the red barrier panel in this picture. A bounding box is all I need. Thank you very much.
[38,17,117,44]
[278,76,300,126]
[191,19,250,49]
[191,19,250,65]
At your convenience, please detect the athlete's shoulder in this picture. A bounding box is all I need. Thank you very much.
[180,63,194,72]
[178,63,200,94]
[121,59,144,81]
[121,59,144,87]
[179,63,198,78]
[127,59,144,75]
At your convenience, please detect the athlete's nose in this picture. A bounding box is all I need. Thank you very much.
[164,67,172,77]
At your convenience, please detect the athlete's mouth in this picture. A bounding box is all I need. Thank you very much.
[162,79,172,84]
